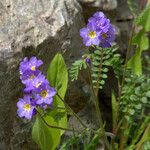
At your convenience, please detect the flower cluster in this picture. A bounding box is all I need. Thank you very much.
[80,12,115,47]
[17,57,56,120]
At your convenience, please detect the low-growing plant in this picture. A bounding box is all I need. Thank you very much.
[16,2,150,150]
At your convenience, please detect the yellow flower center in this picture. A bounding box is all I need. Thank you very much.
[40,90,48,98]
[102,33,107,39]
[88,31,97,39]
[31,66,36,71]
[29,75,35,80]
[35,82,42,88]
[24,104,31,111]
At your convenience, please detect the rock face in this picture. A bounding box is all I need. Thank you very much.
[0,0,85,149]
[78,0,117,10]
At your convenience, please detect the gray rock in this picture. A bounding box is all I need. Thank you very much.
[78,0,117,10]
[0,0,85,149]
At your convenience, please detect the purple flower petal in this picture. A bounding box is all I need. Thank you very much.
[80,28,89,38]
[19,56,43,74]
[17,95,35,120]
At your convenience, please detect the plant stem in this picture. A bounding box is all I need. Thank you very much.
[95,48,111,150]
[36,108,79,132]
[119,23,135,150]
[87,66,111,150]
[56,93,88,129]
[94,90,111,150]
[121,24,135,88]
[119,121,128,150]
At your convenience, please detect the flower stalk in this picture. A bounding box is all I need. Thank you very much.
[36,109,78,132]
[56,93,88,129]
[87,65,111,150]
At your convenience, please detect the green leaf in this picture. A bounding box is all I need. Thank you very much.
[136,5,150,32]
[47,53,68,134]
[102,74,107,79]
[125,115,130,121]
[143,141,150,150]
[131,116,150,146]
[129,31,149,75]
[85,134,100,150]
[102,68,108,72]
[132,30,149,51]
[92,73,98,78]
[92,67,99,72]
[99,80,105,85]
[136,125,150,149]
[127,48,142,75]
[32,53,68,150]
[129,109,135,115]
[32,114,60,150]
[93,61,100,66]
[111,92,119,130]
[141,97,148,104]
[134,104,142,110]
[47,53,68,99]
[94,50,101,55]
[128,6,150,75]
[140,34,149,50]
[69,59,87,81]
[145,91,150,97]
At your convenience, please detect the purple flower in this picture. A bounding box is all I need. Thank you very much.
[99,25,116,48]
[80,22,101,46]
[19,57,43,74]
[34,83,56,105]
[20,70,41,85]
[17,95,35,120]
[86,57,91,64]
[24,74,47,92]
[93,12,105,18]
[80,11,116,47]
[88,14,110,33]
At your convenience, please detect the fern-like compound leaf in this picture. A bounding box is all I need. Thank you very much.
[69,59,87,81]
[91,46,122,90]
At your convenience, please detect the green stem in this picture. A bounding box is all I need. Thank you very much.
[36,108,79,132]
[94,90,111,150]
[118,24,135,150]
[131,116,150,146]
[121,24,135,88]
[87,65,111,150]
[56,93,88,129]
[119,121,128,150]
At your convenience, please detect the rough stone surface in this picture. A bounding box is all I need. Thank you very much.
[78,0,117,10]
[0,0,85,149]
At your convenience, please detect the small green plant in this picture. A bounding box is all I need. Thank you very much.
[16,2,150,150]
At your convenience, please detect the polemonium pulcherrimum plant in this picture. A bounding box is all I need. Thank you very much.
[17,5,150,150]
